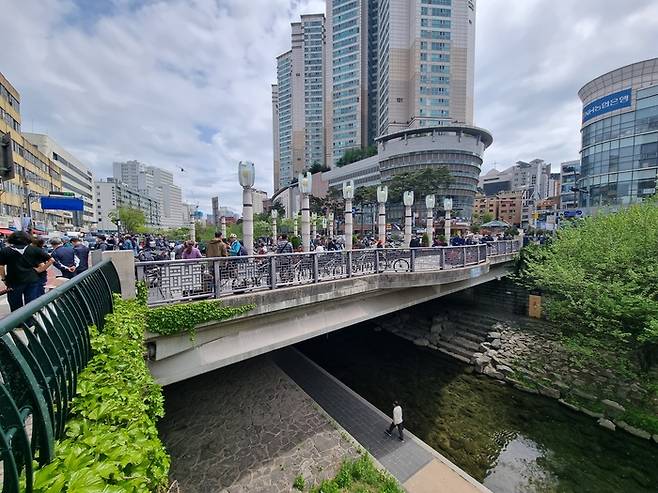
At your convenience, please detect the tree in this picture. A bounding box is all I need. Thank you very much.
[115,207,146,233]
[353,185,378,207]
[308,161,330,174]
[336,145,377,167]
[386,167,453,203]
[517,200,658,370]
[271,202,286,217]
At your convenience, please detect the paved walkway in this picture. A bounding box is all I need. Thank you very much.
[273,348,490,493]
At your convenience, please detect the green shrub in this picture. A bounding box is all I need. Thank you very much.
[293,475,306,491]
[33,296,170,492]
[145,299,254,337]
[309,454,403,493]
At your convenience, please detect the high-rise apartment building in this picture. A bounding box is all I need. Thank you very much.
[24,133,96,230]
[0,72,64,233]
[273,0,478,190]
[274,14,326,191]
[113,160,184,228]
[95,178,161,231]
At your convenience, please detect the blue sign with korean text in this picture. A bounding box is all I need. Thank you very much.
[582,88,632,123]
[40,196,84,211]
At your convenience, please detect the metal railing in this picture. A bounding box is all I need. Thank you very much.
[137,240,519,306]
[0,259,120,493]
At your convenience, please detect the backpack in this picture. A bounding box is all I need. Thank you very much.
[276,242,292,254]
[238,244,248,256]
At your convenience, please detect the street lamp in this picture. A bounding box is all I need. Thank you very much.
[238,160,255,255]
[299,171,312,252]
[377,185,388,243]
[426,194,435,246]
[271,209,278,241]
[311,212,318,239]
[327,211,334,238]
[444,197,453,243]
[343,180,354,250]
[220,215,227,238]
[403,191,414,246]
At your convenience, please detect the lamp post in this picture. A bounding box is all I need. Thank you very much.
[220,216,227,238]
[327,212,334,237]
[403,191,414,246]
[299,172,312,252]
[311,212,318,239]
[444,197,453,243]
[294,213,298,237]
[271,209,278,241]
[343,180,354,250]
[377,185,388,244]
[426,194,435,246]
[238,160,255,255]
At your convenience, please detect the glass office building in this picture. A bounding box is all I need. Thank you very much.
[578,58,658,207]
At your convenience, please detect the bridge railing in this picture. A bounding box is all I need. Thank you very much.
[0,259,120,493]
[137,241,519,306]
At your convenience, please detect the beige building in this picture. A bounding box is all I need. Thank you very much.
[474,190,522,227]
[0,72,64,233]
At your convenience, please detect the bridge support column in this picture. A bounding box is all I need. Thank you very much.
[220,216,227,238]
[425,194,435,246]
[403,191,414,247]
[299,172,312,252]
[102,250,135,299]
[328,211,334,238]
[343,181,354,250]
[311,213,317,240]
[377,185,388,244]
[242,187,254,255]
[443,197,453,243]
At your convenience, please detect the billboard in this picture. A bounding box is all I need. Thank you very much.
[40,196,84,211]
[582,88,631,123]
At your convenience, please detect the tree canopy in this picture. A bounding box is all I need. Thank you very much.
[386,167,452,203]
[114,207,146,233]
[336,145,377,167]
[308,162,330,174]
[516,200,658,370]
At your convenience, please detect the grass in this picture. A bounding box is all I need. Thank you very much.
[309,455,403,493]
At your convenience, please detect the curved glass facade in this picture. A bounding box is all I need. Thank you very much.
[579,62,658,208]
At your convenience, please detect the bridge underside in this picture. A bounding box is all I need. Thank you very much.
[147,259,515,385]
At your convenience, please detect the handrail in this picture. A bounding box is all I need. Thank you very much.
[137,240,520,306]
[0,259,121,493]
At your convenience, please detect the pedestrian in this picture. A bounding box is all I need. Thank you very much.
[181,240,202,259]
[409,236,421,248]
[385,401,404,441]
[32,236,49,292]
[228,234,246,256]
[50,238,77,279]
[0,231,54,311]
[95,234,109,251]
[207,232,228,257]
[70,237,90,274]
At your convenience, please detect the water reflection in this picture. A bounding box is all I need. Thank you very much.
[299,327,658,493]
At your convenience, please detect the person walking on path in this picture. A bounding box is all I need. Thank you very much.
[50,238,77,279]
[181,240,202,259]
[71,237,90,274]
[206,232,228,257]
[0,231,54,311]
[385,401,404,441]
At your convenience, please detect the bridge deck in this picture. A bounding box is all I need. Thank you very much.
[273,348,490,493]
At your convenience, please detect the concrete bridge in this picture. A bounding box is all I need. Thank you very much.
[138,241,521,385]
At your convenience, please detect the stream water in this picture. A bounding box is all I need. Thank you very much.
[299,326,658,493]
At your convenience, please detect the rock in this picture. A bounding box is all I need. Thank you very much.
[538,385,561,399]
[413,338,430,347]
[554,381,570,392]
[483,366,505,380]
[470,352,485,363]
[653,434,658,444]
[487,332,501,340]
[514,383,539,394]
[597,418,616,431]
[490,339,502,350]
[572,389,597,401]
[558,399,580,412]
[616,421,652,440]
[496,364,515,376]
[601,399,625,418]
[581,407,604,419]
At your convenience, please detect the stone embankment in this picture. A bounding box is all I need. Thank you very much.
[377,309,658,445]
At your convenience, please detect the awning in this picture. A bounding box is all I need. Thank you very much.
[0,229,13,235]
[31,229,46,235]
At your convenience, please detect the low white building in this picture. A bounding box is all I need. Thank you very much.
[95,178,161,231]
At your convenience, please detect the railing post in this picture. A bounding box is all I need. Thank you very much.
[410,249,416,272]
[375,249,380,273]
[347,250,353,277]
[213,260,222,298]
[463,246,467,267]
[313,253,319,283]
[476,244,481,264]
[440,247,445,269]
[270,256,277,290]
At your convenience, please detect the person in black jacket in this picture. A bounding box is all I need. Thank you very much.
[50,238,77,279]
[0,231,54,311]
[70,237,90,274]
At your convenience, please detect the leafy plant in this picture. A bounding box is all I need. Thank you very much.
[309,454,402,493]
[293,475,306,491]
[33,296,170,492]
[146,299,254,338]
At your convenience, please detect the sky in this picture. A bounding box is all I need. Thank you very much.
[1,0,658,213]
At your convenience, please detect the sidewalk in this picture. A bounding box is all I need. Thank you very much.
[273,348,490,493]
[0,269,68,320]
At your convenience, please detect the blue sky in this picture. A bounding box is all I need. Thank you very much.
[1,0,658,212]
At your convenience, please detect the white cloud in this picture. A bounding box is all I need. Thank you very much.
[1,0,657,213]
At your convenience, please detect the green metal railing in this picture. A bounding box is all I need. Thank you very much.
[0,259,120,493]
